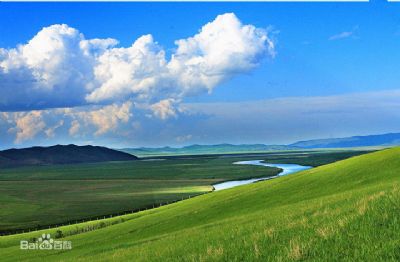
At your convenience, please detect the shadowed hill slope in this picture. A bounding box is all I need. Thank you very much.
[0,144,138,167]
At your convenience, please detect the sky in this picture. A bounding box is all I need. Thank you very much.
[0,2,400,149]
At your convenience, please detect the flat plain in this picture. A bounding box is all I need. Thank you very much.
[0,150,368,232]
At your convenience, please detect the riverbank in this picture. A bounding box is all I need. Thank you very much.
[213,160,312,190]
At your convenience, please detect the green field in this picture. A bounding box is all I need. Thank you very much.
[0,157,278,232]
[0,150,367,232]
[1,148,398,261]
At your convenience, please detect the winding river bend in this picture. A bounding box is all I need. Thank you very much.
[213,160,312,191]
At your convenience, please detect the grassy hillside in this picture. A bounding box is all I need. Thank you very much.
[0,148,398,261]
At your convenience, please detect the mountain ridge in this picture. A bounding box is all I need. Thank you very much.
[290,132,400,148]
[122,132,400,156]
[121,143,297,156]
[0,144,138,168]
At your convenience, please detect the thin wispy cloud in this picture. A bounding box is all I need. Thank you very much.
[329,26,359,41]
[329,31,353,40]
[181,89,400,145]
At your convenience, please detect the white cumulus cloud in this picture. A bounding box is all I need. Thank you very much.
[0,13,274,113]
[10,111,46,143]
[168,13,274,96]
[69,120,80,136]
[150,99,178,120]
[87,101,133,135]
[64,101,133,136]
[45,120,64,138]
[1,102,134,143]
[0,13,276,145]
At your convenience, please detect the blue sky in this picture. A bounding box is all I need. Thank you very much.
[0,2,400,148]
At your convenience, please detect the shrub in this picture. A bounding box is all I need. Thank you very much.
[55,230,64,239]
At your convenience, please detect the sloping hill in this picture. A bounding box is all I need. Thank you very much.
[291,132,400,148]
[0,144,138,167]
[0,148,399,261]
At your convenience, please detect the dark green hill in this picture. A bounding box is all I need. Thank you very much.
[0,144,138,167]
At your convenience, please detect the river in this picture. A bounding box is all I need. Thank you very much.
[213,160,312,191]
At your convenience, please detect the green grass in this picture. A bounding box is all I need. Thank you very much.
[258,150,372,167]
[0,148,398,261]
[0,150,368,232]
[0,155,281,232]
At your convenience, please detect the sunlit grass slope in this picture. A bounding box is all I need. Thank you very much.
[1,148,399,261]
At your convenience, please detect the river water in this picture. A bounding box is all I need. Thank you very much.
[213,160,312,191]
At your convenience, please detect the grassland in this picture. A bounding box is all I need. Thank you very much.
[0,156,279,232]
[1,148,397,261]
[0,150,368,232]
[0,150,369,232]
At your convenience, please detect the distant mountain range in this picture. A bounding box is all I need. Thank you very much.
[1,132,399,166]
[0,144,138,168]
[290,133,400,149]
[122,132,400,156]
[121,144,298,157]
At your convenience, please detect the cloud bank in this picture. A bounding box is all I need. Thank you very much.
[1,89,400,147]
[0,13,274,112]
[0,13,276,145]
